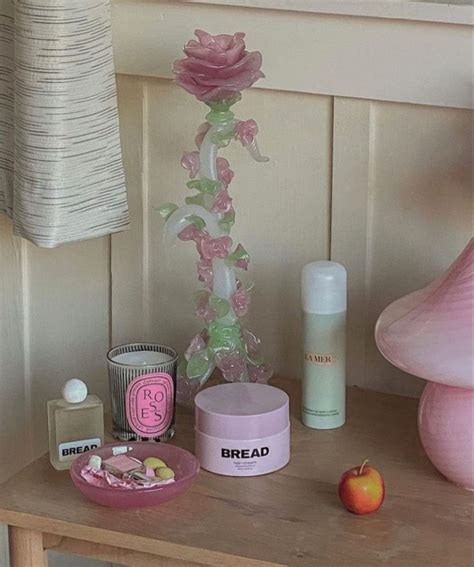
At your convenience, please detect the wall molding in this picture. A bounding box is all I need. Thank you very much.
[178,0,474,26]
[112,0,473,109]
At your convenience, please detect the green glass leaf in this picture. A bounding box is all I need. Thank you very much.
[210,130,234,148]
[157,203,178,220]
[187,349,212,381]
[225,244,250,267]
[177,358,188,379]
[208,295,230,318]
[207,321,243,353]
[218,210,235,234]
[187,180,202,191]
[185,193,206,207]
[205,93,241,114]
[187,178,219,195]
[205,97,241,125]
[218,221,231,234]
[185,214,206,230]
[245,280,255,293]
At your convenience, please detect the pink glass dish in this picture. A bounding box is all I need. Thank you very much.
[70,442,199,508]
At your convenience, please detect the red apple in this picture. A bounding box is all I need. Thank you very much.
[338,459,385,515]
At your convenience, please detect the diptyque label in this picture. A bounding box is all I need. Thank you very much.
[126,372,174,437]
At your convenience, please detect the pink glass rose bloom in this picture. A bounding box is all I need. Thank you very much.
[243,328,261,359]
[216,157,234,187]
[185,333,207,361]
[178,225,206,244]
[234,119,258,146]
[215,351,248,382]
[195,293,217,323]
[248,364,273,384]
[197,259,213,289]
[181,151,200,178]
[199,235,232,261]
[231,286,251,317]
[173,30,264,102]
[211,189,233,214]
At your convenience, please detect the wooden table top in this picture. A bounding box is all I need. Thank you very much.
[0,378,472,566]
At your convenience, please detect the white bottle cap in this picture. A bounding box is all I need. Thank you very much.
[302,261,347,314]
[62,378,88,404]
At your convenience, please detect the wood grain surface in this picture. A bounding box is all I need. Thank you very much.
[9,527,47,567]
[0,378,472,566]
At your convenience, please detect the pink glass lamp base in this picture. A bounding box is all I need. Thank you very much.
[418,382,474,491]
[376,240,473,490]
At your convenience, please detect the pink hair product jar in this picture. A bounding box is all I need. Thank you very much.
[194,383,290,476]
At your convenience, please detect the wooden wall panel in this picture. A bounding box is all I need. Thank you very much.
[331,99,372,391]
[112,75,146,346]
[0,217,29,483]
[332,99,473,396]
[27,237,111,453]
[181,0,474,25]
[142,79,332,377]
[112,0,473,109]
[0,217,28,567]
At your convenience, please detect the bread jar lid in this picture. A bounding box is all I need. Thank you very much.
[195,383,289,440]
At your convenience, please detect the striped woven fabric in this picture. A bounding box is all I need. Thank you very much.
[0,0,129,247]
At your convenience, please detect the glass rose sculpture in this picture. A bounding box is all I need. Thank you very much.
[159,30,272,404]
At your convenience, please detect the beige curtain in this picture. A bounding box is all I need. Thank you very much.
[0,0,129,247]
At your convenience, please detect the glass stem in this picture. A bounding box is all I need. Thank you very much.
[200,122,237,301]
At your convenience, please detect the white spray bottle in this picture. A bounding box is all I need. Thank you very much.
[301,261,347,429]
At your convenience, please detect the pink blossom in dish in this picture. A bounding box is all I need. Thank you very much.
[80,467,174,489]
[211,189,233,214]
[195,122,211,148]
[234,119,258,146]
[185,334,207,361]
[199,235,233,261]
[216,157,234,187]
[181,151,200,178]
[195,293,217,323]
[173,30,264,102]
[231,286,251,317]
[215,351,248,382]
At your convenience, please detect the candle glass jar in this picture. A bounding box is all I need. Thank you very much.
[107,343,178,442]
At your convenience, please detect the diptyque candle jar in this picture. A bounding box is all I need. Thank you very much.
[107,343,178,442]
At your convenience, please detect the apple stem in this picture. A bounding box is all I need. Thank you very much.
[359,459,369,475]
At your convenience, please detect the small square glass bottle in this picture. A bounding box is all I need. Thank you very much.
[48,378,104,470]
